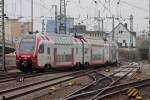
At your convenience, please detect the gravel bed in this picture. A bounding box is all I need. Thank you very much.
[16,75,93,100]
[0,72,72,91]
[99,62,150,100]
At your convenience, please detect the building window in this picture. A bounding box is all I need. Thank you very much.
[120,43,122,47]
[125,43,127,47]
[118,43,122,47]
[123,40,126,43]
[119,31,123,34]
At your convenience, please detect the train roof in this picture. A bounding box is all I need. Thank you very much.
[83,36,105,46]
[22,32,106,46]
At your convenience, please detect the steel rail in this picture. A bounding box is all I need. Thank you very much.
[90,69,133,100]
[0,66,107,83]
[0,68,94,83]
[0,68,96,99]
[0,71,62,83]
[32,72,97,100]
[64,67,135,100]
[96,79,150,100]
[62,72,107,100]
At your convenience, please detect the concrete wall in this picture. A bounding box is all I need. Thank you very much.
[0,54,16,70]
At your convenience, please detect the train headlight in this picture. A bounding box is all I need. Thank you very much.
[21,61,28,67]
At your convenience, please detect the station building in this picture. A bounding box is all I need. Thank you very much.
[109,23,136,48]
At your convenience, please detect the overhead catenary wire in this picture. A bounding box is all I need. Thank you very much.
[120,0,148,12]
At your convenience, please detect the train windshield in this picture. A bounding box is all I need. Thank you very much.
[19,37,35,53]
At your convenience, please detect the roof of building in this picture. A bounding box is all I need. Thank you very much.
[85,31,106,34]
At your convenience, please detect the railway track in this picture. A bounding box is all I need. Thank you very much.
[0,68,99,100]
[0,64,116,83]
[0,69,83,83]
[0,72,59,83]
[95,78,150,100]
[63,66,138,100]
[32,70,108,100]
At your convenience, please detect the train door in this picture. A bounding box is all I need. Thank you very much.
[46,46,51,65]
[109,45,113,63]
[104,44,109,62]
[38,43,45,67]
[74,40,82,65]
[84,43,90,65]
[80,39,85,65]
[111,46,117,63]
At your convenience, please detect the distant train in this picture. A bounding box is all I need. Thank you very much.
[16,32,118,72]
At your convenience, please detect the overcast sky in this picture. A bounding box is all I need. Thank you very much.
[5,0,149,34]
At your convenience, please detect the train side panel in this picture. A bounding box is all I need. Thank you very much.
[53,45,74,67]
[83,43,91,65]
[49,35,77,68]
[84,36,106,65]
[90,46,105,65]
[104,41,118,64]
[74,38,83,66]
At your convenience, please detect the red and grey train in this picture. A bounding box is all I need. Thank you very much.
[16,33,118,72]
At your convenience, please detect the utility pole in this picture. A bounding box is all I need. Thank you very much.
[149,0,150,38]
[107,15,115,40]
[41,19,45,32]
[130,14,133,32]
[129,14,133,62]
[2,0,6,71]
[31,0,33,33]
[148,0,150,60]
[101,19,104,32]
[52,5,58,34]
[98,10,100,31]
[59,0,66,34]
[112,15,115,41]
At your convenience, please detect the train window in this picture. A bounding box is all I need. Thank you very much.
[47,48,50,54]
[39,44,44,53]
[84,48,88,54]
[19,37,35,53]
[76,48,78,54]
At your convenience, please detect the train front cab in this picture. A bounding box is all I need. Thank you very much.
[16,35,37,72]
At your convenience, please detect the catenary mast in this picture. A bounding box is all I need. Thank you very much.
[59,0,66,34]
